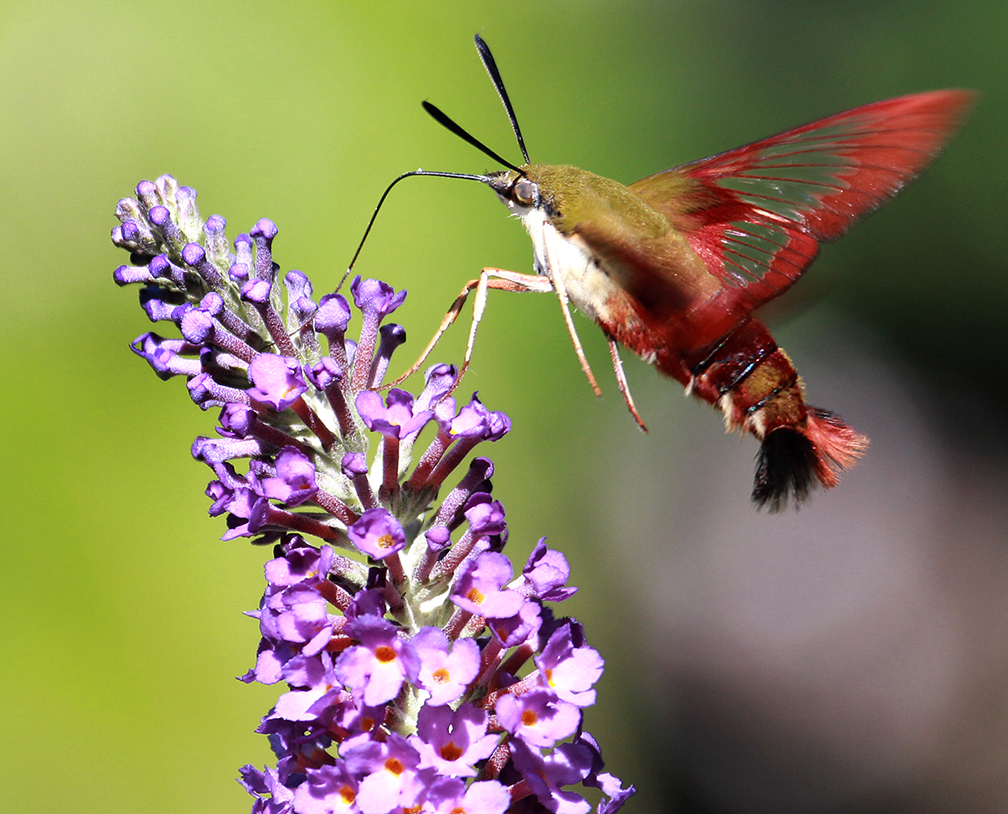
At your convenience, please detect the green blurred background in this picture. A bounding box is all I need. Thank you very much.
[3,1,1007,812]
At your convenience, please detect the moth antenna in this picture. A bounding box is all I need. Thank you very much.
[421,101,524,173]
[474,34,531,163]
[341,169,489,291]
[342,39,531,291]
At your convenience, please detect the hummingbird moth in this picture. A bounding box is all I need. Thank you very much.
[349,36,972,510]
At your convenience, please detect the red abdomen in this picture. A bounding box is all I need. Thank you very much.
[606,302,867,510]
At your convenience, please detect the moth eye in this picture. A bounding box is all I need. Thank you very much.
[513,179,536,206]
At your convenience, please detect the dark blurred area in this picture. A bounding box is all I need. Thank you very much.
[591,315,1008,813]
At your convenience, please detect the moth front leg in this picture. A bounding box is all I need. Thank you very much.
[385,268,553,392]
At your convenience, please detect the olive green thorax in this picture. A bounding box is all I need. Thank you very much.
[487,162,709,264]
[487,162,720,323]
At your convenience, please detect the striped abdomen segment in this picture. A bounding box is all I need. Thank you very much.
[659,319,868,510]
[684,319,801,438]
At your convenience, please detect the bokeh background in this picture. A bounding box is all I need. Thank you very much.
[2,1,1006,812]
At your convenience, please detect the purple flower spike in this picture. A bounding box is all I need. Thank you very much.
[347,508,406,560]
[110,176,632,814]
[247,354,306,411]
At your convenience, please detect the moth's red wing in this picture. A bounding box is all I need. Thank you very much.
[630,90,974,309]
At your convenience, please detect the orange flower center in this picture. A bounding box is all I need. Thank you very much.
[439,741,464,762]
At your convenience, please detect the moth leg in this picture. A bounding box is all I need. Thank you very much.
[607,335,648,432]
[457,268,553,385]
[385,267,552,390]
[543,260,603,399]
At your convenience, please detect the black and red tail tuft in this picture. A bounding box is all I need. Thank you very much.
[752,408,868,512]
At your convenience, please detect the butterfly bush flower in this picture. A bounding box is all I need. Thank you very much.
[111,175,634,814]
